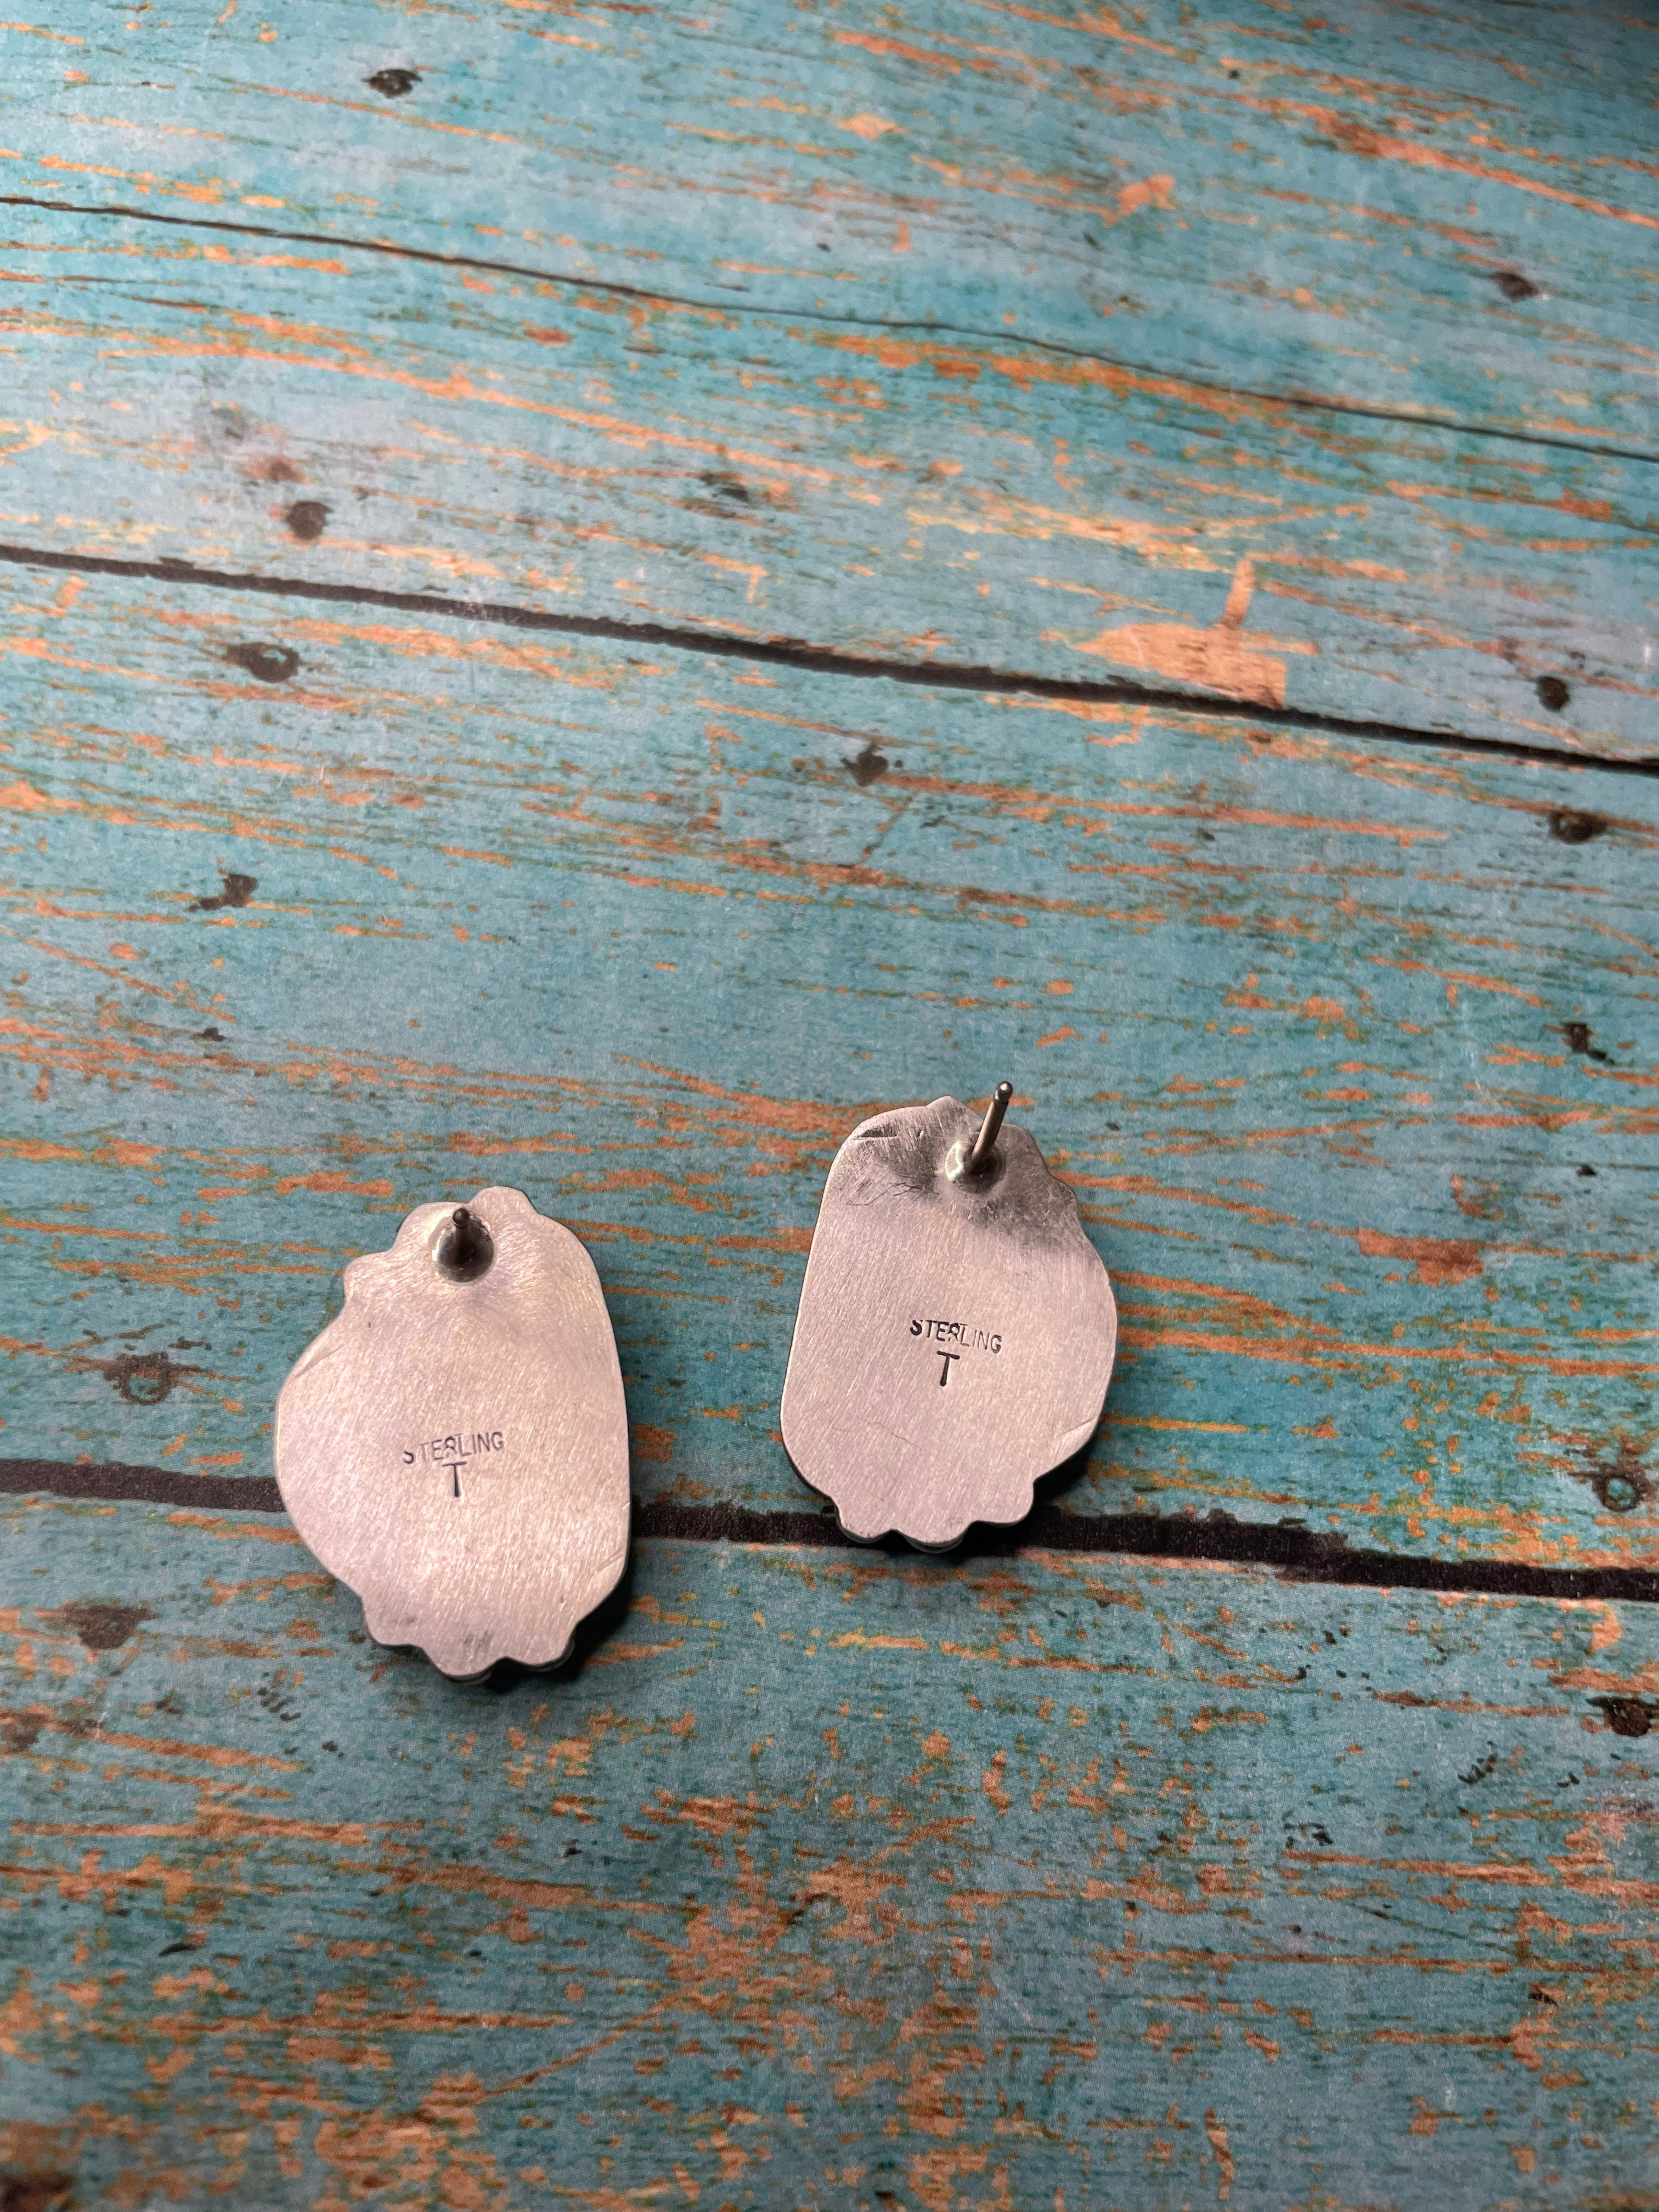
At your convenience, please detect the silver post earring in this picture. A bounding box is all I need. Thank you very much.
[781,1085,1116,1549]
[275,1185,630,1680]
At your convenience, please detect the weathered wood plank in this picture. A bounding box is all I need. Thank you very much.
[3,1498,1658,2208]
[2,567,1654,1563]
[3,209,1655,753]
[6,0,1658,457]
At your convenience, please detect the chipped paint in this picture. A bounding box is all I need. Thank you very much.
[0,571,1653,1566]
[2,1504,1657,2207]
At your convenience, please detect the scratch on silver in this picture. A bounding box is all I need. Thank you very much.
[781,1092,1116,1549]
[274,1186,630,1680]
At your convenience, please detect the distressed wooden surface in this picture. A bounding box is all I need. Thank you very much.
[3,208,1655,753]
[4,2,1659,2199]
[2,567,1655,1565]
[6,0,1658,455]
[4,1498,1659,2210]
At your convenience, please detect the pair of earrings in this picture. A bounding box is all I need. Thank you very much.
[275,1086,1117,1679]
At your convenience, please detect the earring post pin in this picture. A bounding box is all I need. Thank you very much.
[965,1080,1014,1177]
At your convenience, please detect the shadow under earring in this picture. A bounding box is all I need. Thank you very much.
[781,1084,1116,1549]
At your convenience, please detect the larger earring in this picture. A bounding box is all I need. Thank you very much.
[781,1084,1116,1549]
[275,1185,630,1680]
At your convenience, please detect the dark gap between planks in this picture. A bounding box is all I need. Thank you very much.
[2,542,1654,781]
[7,1459,1659,1602]
[8,191,1659,472]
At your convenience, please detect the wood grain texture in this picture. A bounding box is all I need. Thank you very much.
[4,1498,1659,2210]
[3,210,1655,754]
[6,6,1659,2203]
[2,568,1654,1565]
[5,0,1657,455]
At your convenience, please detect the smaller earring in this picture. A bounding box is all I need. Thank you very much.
[275,1185,630,1680]
[781,1082,1116,1549]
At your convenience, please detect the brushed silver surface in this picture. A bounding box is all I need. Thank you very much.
[274,1186,629,1680]
[780,1097,1117,1548]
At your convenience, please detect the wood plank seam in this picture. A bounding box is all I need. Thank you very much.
[9,189,1659,474]
[10,0,1657,459]
[9,1463,1659,1606]
[2,543,1652,785]
[10,193,1655,752]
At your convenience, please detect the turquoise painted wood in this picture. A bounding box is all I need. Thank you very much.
[3,3,1659,2207]
[4,0,1657,456]
[3,208,1655,754]
[4,1498,1659,2209]
[2,568,1654,1565]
